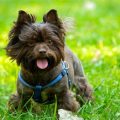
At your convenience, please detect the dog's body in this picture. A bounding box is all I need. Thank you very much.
[6,9,92,113]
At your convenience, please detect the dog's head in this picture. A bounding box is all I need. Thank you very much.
[6,9,65,72]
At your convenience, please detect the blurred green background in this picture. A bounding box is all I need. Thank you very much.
[0,0,120,120]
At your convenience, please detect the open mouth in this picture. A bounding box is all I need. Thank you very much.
[36,58,49,69]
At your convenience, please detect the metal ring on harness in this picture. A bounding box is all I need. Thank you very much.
[63,61,69,69]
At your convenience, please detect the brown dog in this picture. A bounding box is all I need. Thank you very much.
[6,9,92,113]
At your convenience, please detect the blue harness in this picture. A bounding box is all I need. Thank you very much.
[18,61,71,104]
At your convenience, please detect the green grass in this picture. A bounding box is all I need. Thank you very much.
[0,0,120,119]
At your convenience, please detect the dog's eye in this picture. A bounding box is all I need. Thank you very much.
[28,43,34,46]
[48,40,52,45]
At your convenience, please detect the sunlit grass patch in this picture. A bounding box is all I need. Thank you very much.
[0,32,8,48]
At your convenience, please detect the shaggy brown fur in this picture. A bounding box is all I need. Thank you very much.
[6,9,92,113]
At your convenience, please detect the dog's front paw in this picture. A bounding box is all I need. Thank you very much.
[84,85,93,101]
[58,90,80,112]
[8,93,20,113]
[76,83,93,104]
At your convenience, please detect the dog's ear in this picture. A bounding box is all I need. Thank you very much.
[12,10,36,35]
[17,10,36,25]
[12,10,35,34]
[7,10,36,46]
[43,9,62,27]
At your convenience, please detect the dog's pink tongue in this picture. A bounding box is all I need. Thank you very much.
[37,59,48,69]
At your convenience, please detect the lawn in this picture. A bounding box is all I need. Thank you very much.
[0,0,120,120]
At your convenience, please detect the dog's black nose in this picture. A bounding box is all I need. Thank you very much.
[39,48,46,54]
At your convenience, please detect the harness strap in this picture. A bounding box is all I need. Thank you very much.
[33,85,42,102]
[19,72,34,89]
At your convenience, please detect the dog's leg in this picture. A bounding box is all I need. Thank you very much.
[8,92,31,113]
[8,92,20,113]
[73,56,92,102]
[57,90,80,112]
[74,76,92,102]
